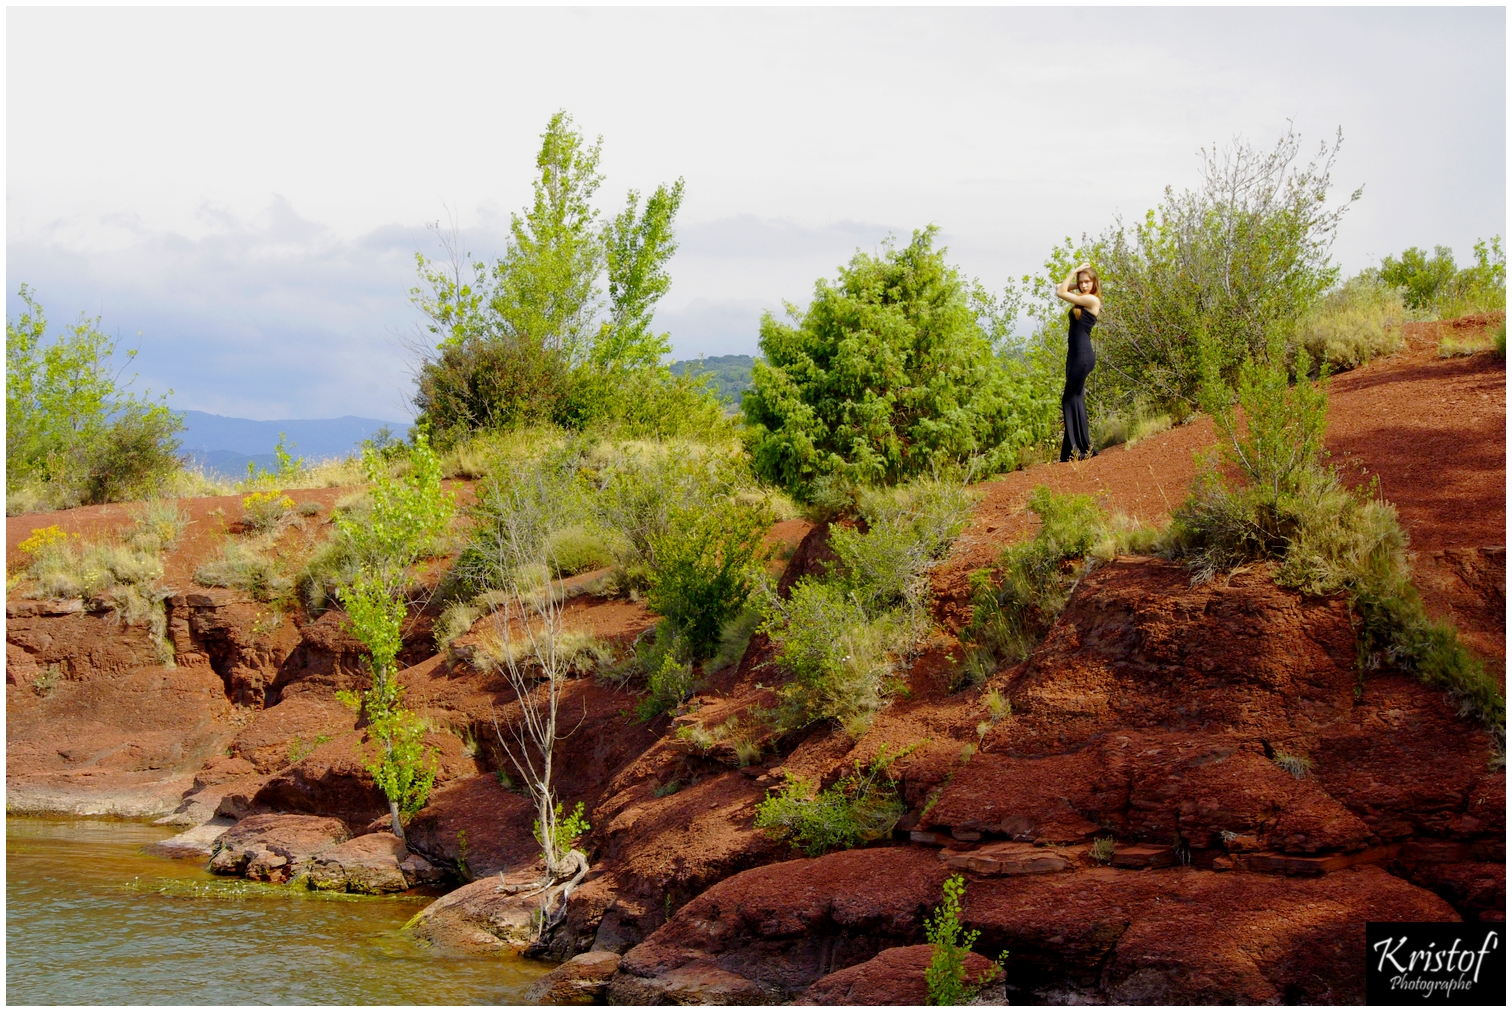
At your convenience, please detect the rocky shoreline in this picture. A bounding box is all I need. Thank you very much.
[8,538,1504,1004]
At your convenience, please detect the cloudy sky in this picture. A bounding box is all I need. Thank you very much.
[7,5,1506,422]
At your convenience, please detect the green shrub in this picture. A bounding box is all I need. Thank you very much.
[454,447,590,593]
[73,405,185,505]
[414,332,570,446]
[763,579,916,734]
[1033,128,1355,413]
[763,477,972,731]
[1089,837,1115,864]
[707,607,763,674]
[533,801,590,865]
[128,499,190,552]
[753,744,914,856]
[24,536,163,601]
[632,624,697,721]
[580,368,735,442]
[195,537,290,602]
[1292,273,1406,372]
[743,227,1033,497]
[1379,236,1505,317]
[241,491,295,532]
[645,497,771,661]
[829,479,976,614]
[32,664,60,697]
[587,445,751,592]
[295,535,363,612]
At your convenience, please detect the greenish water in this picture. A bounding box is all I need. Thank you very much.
[5,817,549,1004]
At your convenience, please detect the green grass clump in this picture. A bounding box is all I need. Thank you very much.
[546,526,614,577]
[1094,400,1177,452]
[241,491,295,532]
[195,537,291,602]
[753,743,915,856]
[20,527,163,602]
[15,522,175,662]
[127,499,190,552]
[434,598,485,652]
[1292,273,1406,372]
[1272,751,1312,779]
[295,535,363,612]
[1438,330,1502,358]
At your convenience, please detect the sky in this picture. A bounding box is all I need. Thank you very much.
[6,5,1506,422]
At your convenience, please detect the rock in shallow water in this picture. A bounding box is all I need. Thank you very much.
[207,813,350,882]
[145,816,237,859]
[306,833,410,894]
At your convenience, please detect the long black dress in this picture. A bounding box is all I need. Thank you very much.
[1060,307,1097,462]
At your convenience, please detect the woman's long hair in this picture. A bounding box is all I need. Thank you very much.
[1072,268,1101,320]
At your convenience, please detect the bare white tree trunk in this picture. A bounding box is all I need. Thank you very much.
[478,472,590,940]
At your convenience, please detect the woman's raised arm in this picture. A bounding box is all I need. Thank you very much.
[1056,263,1100,312]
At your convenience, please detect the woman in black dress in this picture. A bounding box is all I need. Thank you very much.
[1054,263,1101,462]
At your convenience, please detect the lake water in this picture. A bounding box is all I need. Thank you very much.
[5,817,550,1004]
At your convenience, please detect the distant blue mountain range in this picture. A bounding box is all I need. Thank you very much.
[177,410,405,477]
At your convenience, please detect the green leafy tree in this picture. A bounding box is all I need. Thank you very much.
[6,285,183,505]
[492,111,607,363]
[333,433,454,837]
[597,178,687,371]
[1457,236,1507,311]
[743,227,1027,496]
[334,431,456,621]
[411,112,701,442]
[1378,244,1460,311]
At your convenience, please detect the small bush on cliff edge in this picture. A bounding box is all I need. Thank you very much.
[961,488,1158,683]
[753,743,916,856]
[1172,344,1505,746]
[924,874,1005,1005]
[762,478,973,733]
